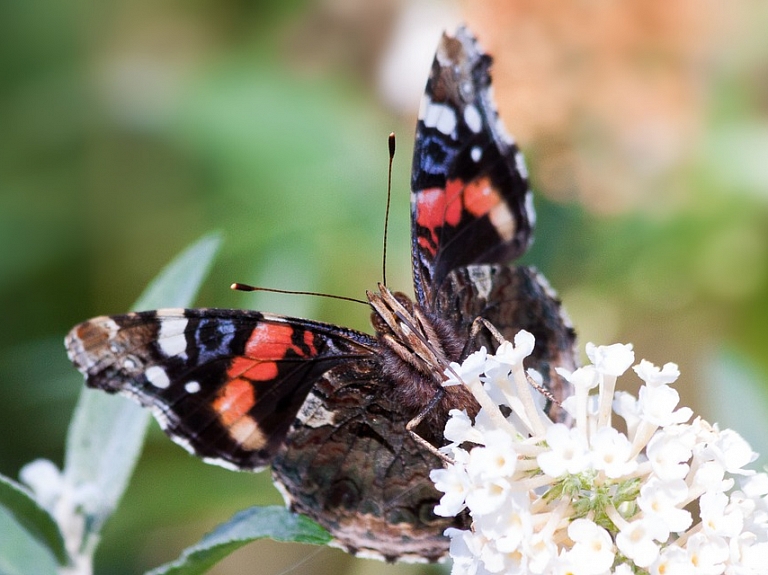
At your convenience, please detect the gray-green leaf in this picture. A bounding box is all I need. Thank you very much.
[63,233,222,537]
[0,473,68,565]
[146,506,332,575]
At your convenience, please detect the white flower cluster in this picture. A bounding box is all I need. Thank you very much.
[431,331,768,575]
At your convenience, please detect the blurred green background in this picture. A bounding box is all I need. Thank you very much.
[2,1,768,574]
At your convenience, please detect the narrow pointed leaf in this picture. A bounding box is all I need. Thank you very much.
[64,233,222,536]
[0,473,68,565]
[146,506,332,575]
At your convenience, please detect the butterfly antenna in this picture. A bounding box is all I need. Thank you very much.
[231,283,368,305]
[382,132,396,287]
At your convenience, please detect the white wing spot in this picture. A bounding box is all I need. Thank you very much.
[418,94,431,120]
[185,381,201,394]
[494,112,516,145]
[146,365,171,389]
[158,317,189,358]
[423,102,457,136]
[464,104,482,133]
[515,151,529,180]
[471,146,482,162]
[489,203,515,242]
[525,190,536,227]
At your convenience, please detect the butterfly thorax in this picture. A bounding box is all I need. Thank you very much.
[367,284,477,436]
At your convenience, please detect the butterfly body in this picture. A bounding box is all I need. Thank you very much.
[66,27,576,562]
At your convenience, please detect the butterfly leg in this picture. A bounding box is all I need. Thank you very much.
[468,317,506,348]
[405,388,454,465]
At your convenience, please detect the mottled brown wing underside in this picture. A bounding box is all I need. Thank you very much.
[271,359,467,562]
[435,264,577,421]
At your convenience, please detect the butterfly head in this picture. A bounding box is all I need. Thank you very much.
[367,284,477,435]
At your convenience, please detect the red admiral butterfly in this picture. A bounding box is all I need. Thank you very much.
[66,27,576,562]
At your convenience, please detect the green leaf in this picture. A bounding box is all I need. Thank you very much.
[0,474,67,565]
[0,506,58,575]
[146,506,332,575]
[63,233,222,537]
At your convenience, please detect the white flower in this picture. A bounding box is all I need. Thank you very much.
[633,360,680,387]
[646,430,692,481]
[615,516,667,568]
[585,342,634,376]
[444,409,485,445]
[692,460,731,493]
[613,390,641,437]
[474,499,532,553]
[494,330,535,366]
[468,430,517,480]
[740,471,768,498]
[565,519,615,575]
[537,423,590,477]
[739,538,768,572]
[589,426,636,478]
[638,478,692,534]
[638,384,692,427]
[444,347,488,387]
[446,528,491,575]
[465,477,512,517]
[431,465,470,517]
[556,365,600,392]
[612,564,634,575]
[686,532,729,575]
[651,546,695,575]
[700,491,744,538]
[523,532,557,573]
[705,428,757,474]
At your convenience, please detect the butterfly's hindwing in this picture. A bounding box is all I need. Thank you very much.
[271,359,466,562]
[435,265,577,421]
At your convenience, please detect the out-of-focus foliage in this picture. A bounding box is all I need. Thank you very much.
[1,0,767,574]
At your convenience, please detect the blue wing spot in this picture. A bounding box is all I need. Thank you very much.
[194,318,237,362]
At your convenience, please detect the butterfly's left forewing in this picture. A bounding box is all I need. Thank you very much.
[66,308,376,470]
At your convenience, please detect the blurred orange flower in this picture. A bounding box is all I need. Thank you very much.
[465,1,724,213]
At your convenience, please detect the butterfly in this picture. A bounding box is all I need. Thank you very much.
[66,26,576,563]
